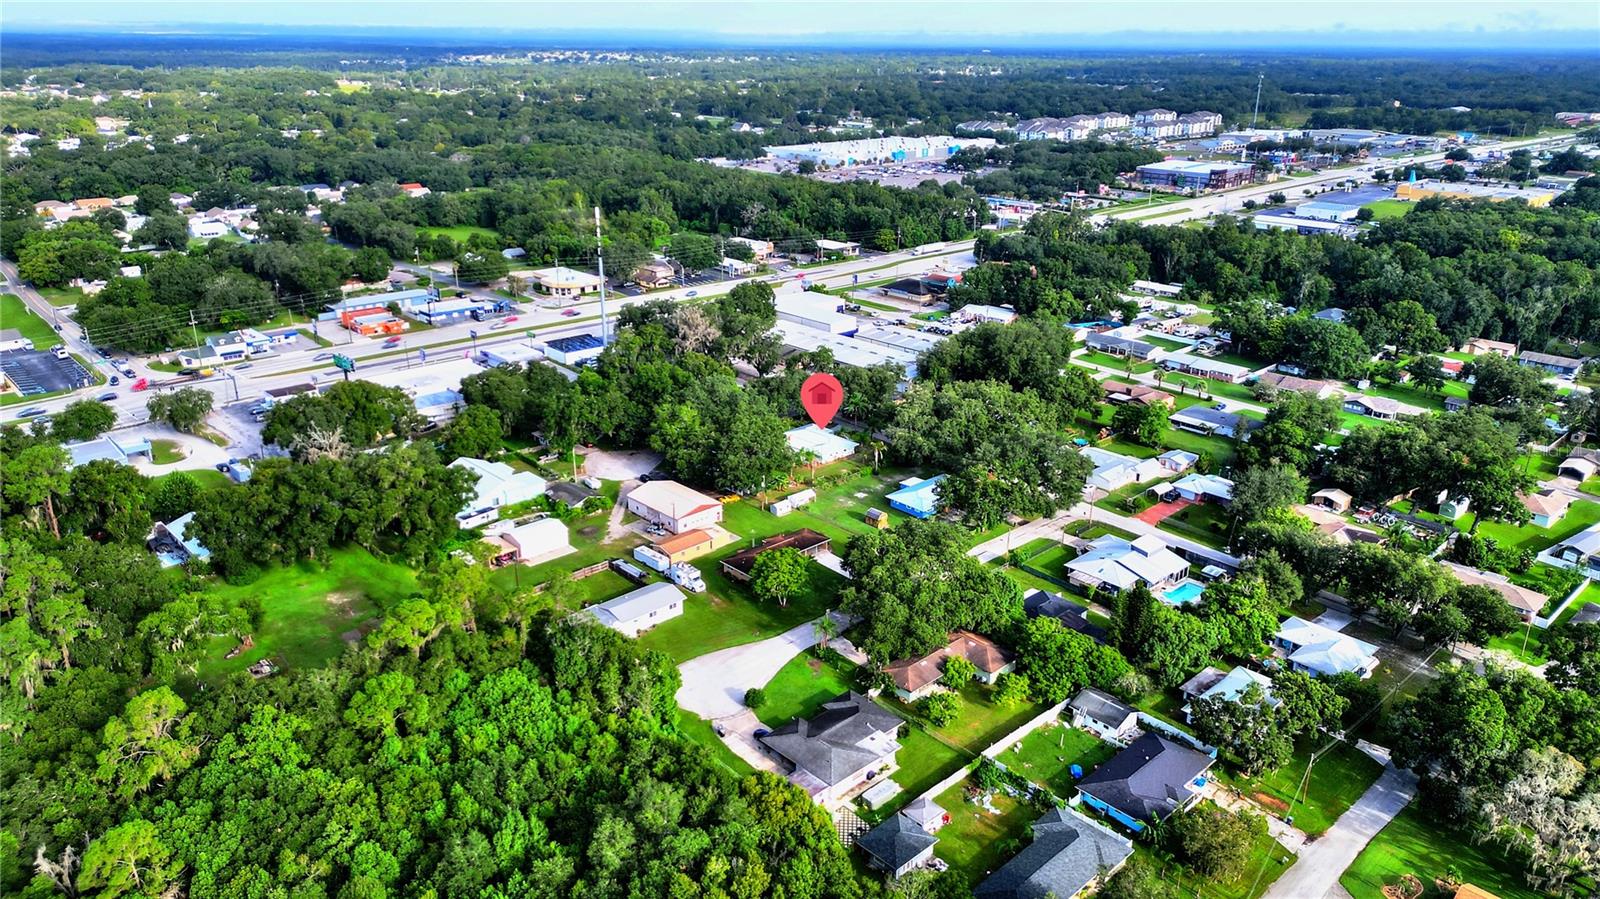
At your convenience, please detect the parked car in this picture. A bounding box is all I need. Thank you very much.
[1213,401,1228,410]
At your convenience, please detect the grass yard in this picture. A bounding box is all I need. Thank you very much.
[1463,498,1600,554]
[149,439,185,465]
[1001,565,1074,597]
[1340,804,1547,899]
[418,224,503,244]
[996,723,1116,798]
[1,294,62,349]
[756,649,861,728]
[1145,335,1189,352]
[637,553,845,662]
[1063,520,1137,541]
[1133,826,1294,899]
[881,682,1045,754]
[149,468,231,491]
[1079,350,1157,374]
[1023,542,1077,574]
[1131,689,1188,729]
[34,286,86,308]
[873,725,975,821]
[1357,379,1469,413]
[1160,427,1242,467]
[727,462,922,546]
[1361,199,1414,220]
[931,777,1038,886]
[198,547,418,679]
[1160,501,1233,549]
[1218,740,1383,837]
[675,710,758,778]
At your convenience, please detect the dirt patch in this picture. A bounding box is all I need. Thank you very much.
[806,658,823,674]
[578,525,601,539]
[339,621,380,644]
[705,594,731,610]
[326,590,363,617]
[1251,791,1291,815]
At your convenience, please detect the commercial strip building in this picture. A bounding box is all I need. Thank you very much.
[513,266,603,299]
[763,136,994,167]
[1135,159,1254,192]
[1394,180,1555,207]
[776,294,859,335]
[773,323,920,380]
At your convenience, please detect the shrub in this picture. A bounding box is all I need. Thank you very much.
[743,687,766,709]
[917,691,960,727]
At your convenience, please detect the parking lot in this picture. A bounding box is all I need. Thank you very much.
[0,348,94,396]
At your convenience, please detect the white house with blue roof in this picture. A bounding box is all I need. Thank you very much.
[886,475,945,519]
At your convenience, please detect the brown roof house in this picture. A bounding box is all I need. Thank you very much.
[1441,561,1549,622]
[1100,380,1175,409]
[883,631,1016,701]
[1521,490,1574,529]
[721,529,831,582]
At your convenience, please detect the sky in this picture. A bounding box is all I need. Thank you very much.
[3,0,1598,49]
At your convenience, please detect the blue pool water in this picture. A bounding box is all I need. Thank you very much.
[1163,581,1206,605]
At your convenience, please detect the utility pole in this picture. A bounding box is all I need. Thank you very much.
[1250,72,1264,130]
[188,311,200,349]
[594,206,609,344]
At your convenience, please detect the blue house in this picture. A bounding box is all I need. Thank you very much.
[1076,732,1215,832]
[886,475,946,519]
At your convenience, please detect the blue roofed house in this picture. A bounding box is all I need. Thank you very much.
[1273,616,1380,679]
[974,807,1134,899]
[887,475,945,519]
[1179,665,1277,722]
[147,512,211,567]
[1518,350,1582,378]
[1076,732,1215,832]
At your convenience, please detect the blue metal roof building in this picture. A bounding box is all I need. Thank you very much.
[886,475,946,519]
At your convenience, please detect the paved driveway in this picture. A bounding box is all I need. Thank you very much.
[676,617,827,719]
[1262,763,1418,899]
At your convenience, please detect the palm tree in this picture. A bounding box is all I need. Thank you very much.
[814,613,837,650]
[865,438,886,472]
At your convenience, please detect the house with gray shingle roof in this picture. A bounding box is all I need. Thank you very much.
[857,813,938,879]
[974,807,1134,898]
[1076,732,1215,831]
[760,692,902,805]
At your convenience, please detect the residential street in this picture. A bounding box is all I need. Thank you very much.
[1261,761,1418,899]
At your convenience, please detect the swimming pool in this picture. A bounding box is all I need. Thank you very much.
[1163,580,1206,605]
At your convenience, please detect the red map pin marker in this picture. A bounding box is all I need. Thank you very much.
[801,372,845,429]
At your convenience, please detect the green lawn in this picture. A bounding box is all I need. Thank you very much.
[1159,501,1233,549]
[1218,740,1383,837]
[150,468,231,492]
[1341,804,1547,899]
[880,682,1045,754]
[756,649,861,728]
[198,547,418,679]
[1356,379,1468,413]
[149,439,185,465]
[1,294,62,349]
[996,723,1116,798]
[675,710,758,778]
[1361,199,1413,220]
[1063,520,1138,541]
[1080,350,1157,374]
[1145,335,1189,352]
[1464,499,1600,554]
[932,776,1038,885]
[636,553,845,663]
[34,286,85,308]
[874,725,974,821]
[418,224,503,244]
[1133,824,1295,899]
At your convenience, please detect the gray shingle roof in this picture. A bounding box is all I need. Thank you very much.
[1022,589,1109,644]
[1076,732,1214,824]
[857,813,938,871]
[974,807,1134,899]
[759,692,901,788]
[1068,688,1137,730]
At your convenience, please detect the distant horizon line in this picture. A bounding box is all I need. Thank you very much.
[3,24,1599,54]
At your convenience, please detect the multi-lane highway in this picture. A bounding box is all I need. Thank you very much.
[1,130,1573,432]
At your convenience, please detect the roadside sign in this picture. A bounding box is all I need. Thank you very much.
[331,354,356,373]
